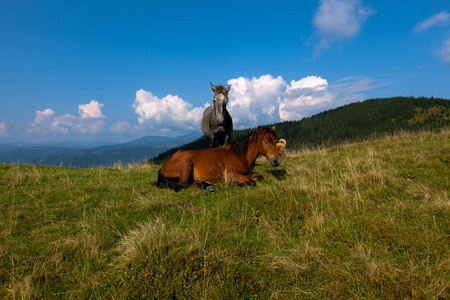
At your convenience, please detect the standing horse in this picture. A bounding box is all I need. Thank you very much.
[157,126,280,192]
[201,83,233,148]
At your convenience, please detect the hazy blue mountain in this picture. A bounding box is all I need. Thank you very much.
[0,145,18,154]
[0,132,202,167]
[0,147,82,164]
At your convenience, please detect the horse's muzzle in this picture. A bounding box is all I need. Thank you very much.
[270,155,280,167]
[216,118,225,125]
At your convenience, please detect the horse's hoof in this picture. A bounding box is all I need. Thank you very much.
[198,182,217,192]
[255,175,264,181]
[206,185,217,192]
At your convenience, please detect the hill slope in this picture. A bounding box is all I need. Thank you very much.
[1,129,448,298]
[153,96,450,163]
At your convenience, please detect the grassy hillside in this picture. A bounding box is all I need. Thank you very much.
[153,96,450,163]
[0,129,449,298]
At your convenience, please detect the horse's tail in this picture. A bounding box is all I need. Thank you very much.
[157,169,190,191]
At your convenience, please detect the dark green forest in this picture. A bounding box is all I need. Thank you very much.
[152,96,450,163]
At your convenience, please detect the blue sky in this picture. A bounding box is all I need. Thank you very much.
[1,0,449,144]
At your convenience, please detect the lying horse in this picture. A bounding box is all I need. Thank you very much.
[201,83,233,148]
[157,126,280,192]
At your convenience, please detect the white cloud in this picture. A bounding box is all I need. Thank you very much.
[313,0,375,53]
[28,101,105,136]
[227,75,386,124]
[414,11,450,33]
[130,75,388,133]
[330,76,390,103]
[79,100,105,119]
[286,76,329,93]
[279,77,334,120]
[132,89,205,134]
[413,12,450,63]
[28,108,58,134]
[227,75,286,128]
[0,122,7,136]
[438,37,450,63]
[332,77,383,95]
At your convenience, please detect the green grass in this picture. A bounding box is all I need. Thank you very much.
[1,129,449,299]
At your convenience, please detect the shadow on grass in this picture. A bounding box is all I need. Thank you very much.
[267,169,287,181]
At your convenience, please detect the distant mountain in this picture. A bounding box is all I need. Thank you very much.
[0,144,18,154]
[0,132,202,167]
[0,147,81,164]
[152,96,450,163]
[91,132,201,151]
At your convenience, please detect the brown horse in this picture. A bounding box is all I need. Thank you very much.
[157,126,281,192]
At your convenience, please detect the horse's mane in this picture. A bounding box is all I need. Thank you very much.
[214,84,229,95]
[228,126,278,158]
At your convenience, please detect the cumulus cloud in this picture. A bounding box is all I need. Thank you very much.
[227,75,286,128]
[131,75,387,133]
[79,100,105,119]
[414,11,450,33]
[279,76,334,120]
[0,122,7,136]
[132,89,205,134]
[313,0,375,53]
[286,76,329,93]
[28,100,105,136]
[227,75,386,124]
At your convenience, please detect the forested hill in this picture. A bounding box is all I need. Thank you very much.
[152,96,450,163]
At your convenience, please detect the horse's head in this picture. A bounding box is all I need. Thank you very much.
[257,126,281,167]
[211,82,231,125]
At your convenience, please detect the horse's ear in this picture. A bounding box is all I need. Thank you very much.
[210,82,216,92]
[272,126,275,131]
[227,84,232,92]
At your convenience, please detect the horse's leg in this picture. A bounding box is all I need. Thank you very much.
[197,182,217,192]
[218,136,226,147]
[250,174,264,181]
[205,133,215,148]
[224,134,231,144]
[246,162,264,181]
[230,173,256,187]
[177,162,194,184]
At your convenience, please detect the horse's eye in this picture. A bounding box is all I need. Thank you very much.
[264,141,269,145]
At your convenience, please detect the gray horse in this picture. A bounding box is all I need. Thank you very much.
[201,83,233,148]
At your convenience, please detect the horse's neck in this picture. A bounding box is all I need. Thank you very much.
[244,135,261,164]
